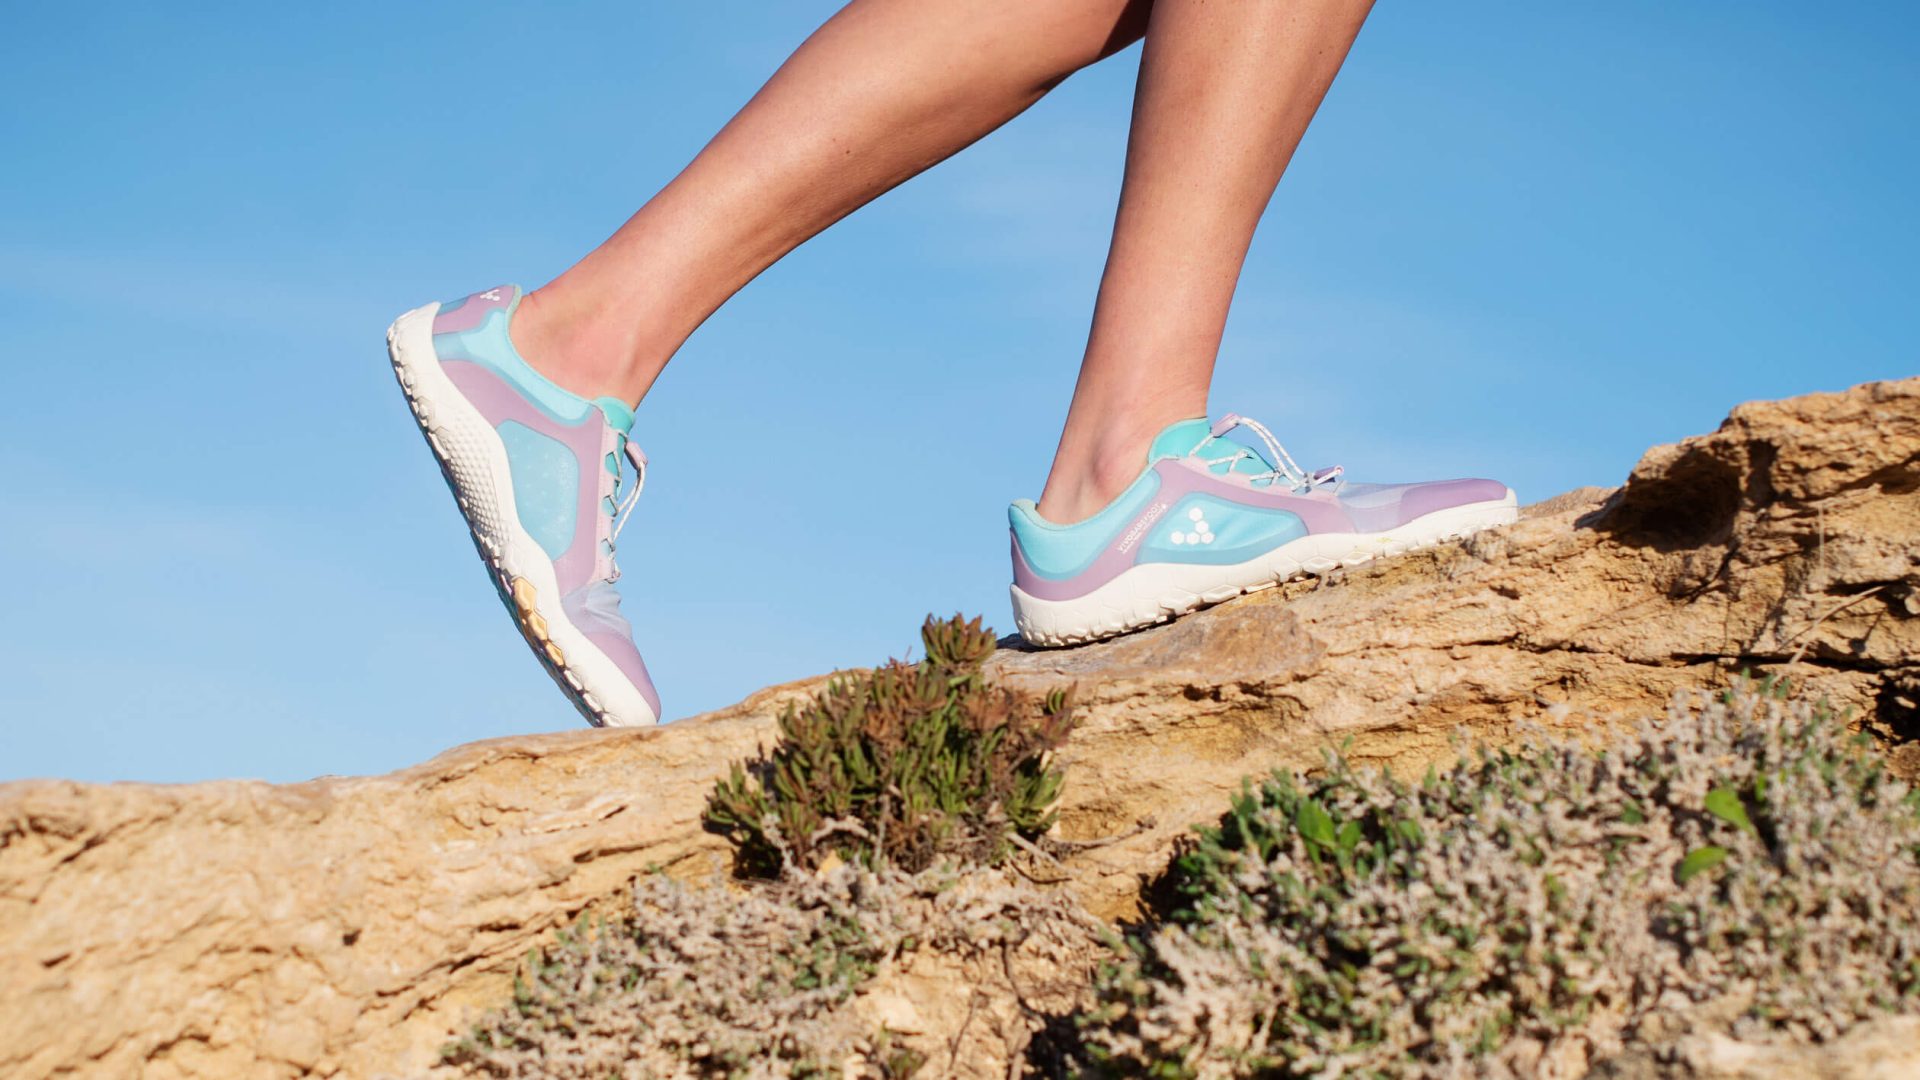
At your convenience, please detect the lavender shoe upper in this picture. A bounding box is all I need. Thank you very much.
[428,286,661,721]
[1009,415,1510,603]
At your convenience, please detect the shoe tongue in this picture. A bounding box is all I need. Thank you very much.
[1146,417,1278,480]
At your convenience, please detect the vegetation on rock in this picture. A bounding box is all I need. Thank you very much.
[705,614,1074,875]
[441,860,1105,1079]
[440,857,1096,1079]
[441,670,1920,1080]
[442,867,913,1079]
[1077,682,1920,1078]
[446,615,1096,1079]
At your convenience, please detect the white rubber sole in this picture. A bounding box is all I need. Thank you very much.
[386,303,658,727]
[1011,492,1519,647]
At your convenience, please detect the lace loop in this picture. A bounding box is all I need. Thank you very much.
[605,438,648,581]
[1203,413,1340,493]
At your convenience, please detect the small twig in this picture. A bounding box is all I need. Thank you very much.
[1784,586,1885,665]
[946,991,983,1076]
[1008,832,1065,868]
[1040,817,1156,855]
[808,817,874,847]
[1005,840,1073,886]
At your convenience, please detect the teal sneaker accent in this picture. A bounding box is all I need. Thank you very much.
[395,283,664,727]
[1147,418,1213,460]
[497,421,581,560]
[1007,410,1516,648]
[1149,418,1283,481]
[594,395,635,432]
[430,288,596,426]
[1008,469,1163,581]
[1007,417,1233,581]
[1138,493,1306,565]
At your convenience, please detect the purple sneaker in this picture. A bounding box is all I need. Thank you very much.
[1009,414,1517,646]
[386,286,661,726]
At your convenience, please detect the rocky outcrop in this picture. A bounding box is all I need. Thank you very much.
[1593,1016,1920,1079]
[2,378,1915,1079]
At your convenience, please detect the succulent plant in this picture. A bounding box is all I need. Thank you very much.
[706,614,1074,875]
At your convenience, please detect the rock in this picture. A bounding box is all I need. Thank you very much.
[1674,1018,1920,1080]
[1591,1017,1920,1079]
[2,377,1915,1078]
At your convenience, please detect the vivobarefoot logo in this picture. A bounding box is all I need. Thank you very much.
[1169,506,1214,546]
[1118,501,1169,553]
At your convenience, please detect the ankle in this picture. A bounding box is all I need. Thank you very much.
[510,287,660,404]
[1036,428,1160,525]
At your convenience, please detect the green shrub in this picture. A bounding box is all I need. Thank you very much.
[1079,683,1920,1077]
[447,615,1087,1079]
[706,614,1074,875]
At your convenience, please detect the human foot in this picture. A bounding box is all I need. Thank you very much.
[386,286,661,727]
[1008,414,1517,646]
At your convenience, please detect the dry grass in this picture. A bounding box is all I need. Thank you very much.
[440,854,1099,1079]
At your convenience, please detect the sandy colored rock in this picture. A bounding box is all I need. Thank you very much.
[2,377,1915,1078]
[1674,1018,1920,1080]
[1591,1017,1920,1080]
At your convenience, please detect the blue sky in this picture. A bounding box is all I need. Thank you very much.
[2,3,1913,784]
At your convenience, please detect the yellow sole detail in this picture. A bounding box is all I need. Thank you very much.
[507,576,568,666]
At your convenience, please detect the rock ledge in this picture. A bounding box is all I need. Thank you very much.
[2,377,1915,1078]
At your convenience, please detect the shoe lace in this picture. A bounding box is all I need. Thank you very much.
[1194,413,1342,492]
[604,437,648,582]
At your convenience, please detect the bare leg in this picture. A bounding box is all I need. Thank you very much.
[1035,0,1374,523]
[515,0,1150,402]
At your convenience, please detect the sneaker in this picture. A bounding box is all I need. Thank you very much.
[1009,414,1517,646]
[385,285,661,726]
